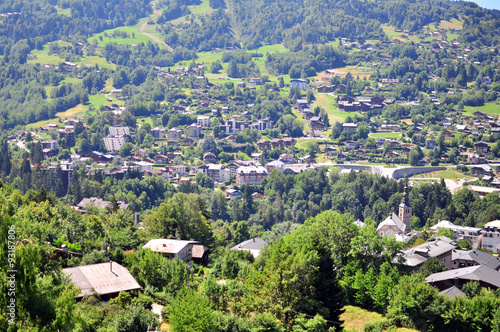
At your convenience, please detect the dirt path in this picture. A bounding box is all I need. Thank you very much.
[138,4,173,52]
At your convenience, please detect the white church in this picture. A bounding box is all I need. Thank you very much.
[377,185,414,241]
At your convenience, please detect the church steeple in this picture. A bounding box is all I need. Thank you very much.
[399,184,412,233]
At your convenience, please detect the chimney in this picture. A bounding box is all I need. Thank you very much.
[110,260,113,272]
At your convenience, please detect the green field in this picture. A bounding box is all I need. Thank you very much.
[463,103,500,116]
[188,0,214,16]
[411,168,476,181]
[296,138,330,150]
[312,94,358,123]
[29,43,116,69]
[55,6,71,17]
[253,44,288,54]
[89,27,153,47]
[370,132,402,138]
[340,306,417,332]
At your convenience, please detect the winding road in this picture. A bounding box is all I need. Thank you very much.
[138,4,173,52]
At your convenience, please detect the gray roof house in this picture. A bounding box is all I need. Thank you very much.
[231,238,267,258]
[426,265,500,290]
[451,249,500,270]
[397,236,456,270]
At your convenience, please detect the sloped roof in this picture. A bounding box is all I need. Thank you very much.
[452,249,500,270]
[231,238,267,257]
[439,286,465,298]
[231,238,267,251]
[430,220,456,231]
[143,239,198,254]
[377,212,406,233]
[63,262,141,298]
[192,245,209,259]
[426,265,500,289]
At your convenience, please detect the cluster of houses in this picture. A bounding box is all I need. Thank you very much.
[368,186,500,296]
[60,236,265,300]
[294,99,326,132]
[337,95,395,112]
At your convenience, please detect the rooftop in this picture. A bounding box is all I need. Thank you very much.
[143,239,198,254]
[426,265,500,289]
[63,262,141,298]
[452,249,500,270]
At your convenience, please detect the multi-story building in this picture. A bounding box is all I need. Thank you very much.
[151,127,166,139]
[167,127,183,140]
[207,164,231,183]
[236,166,268,185]
[481,220,500,253]
[187,123,201,137]
[197,116,211,128]
[109,126,130,136]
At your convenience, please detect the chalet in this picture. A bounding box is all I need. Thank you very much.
[85,151,113,163]
[492,128,500,136]
[337,153,347,160]
[317,85,336,93]
[257,139,271,150]
[474,110,488,118]
[442,129,453,137]
[166,140,179,148]
[343,123,357,132]
[345,140,357,149]
[386,151,400,158]
[279,153,296,164]
[471,165,494,177]
[356,149,367,155]
[388,140,402,148]
[252,192,265,200]
[283,137,297,147]
[203,152,217,163]
[426,139,436,149]
[296,99,309,110]
[225,134,236,143]
[310,117,325,131]
[271,138,285,149]
[456,124,467,132]
[63,262,141,299]
[467,153,486,165]
[249,78,262,86]
[474,141,489,154]
[181,138,196,146]
[224,189,242,200]
[154,154,169,164]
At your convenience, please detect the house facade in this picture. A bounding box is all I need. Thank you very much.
[236,166,268,185]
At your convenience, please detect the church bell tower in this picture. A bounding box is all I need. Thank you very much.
[399,184,412,233]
